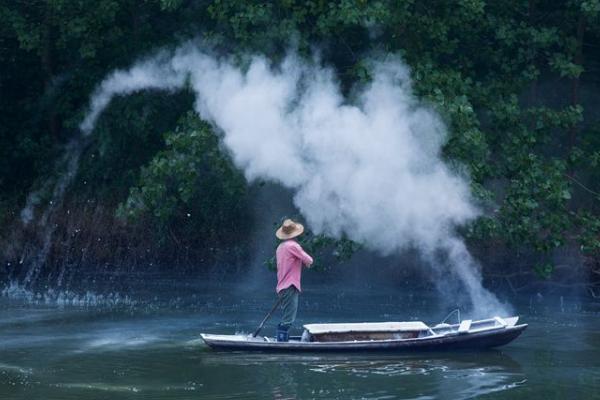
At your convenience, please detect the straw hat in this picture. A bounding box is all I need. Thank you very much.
[276,219,305,240]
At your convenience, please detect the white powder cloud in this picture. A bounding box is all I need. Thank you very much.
[81,44,508,317]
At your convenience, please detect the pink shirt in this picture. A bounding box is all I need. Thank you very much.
[276,240,313,293]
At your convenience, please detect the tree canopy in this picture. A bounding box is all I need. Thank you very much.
[1,1,600,279]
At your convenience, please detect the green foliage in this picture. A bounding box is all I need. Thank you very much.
[0,0,206,201]
[265,228,361,271]
[498,156,572,252]
[550,53,584,78]
[75,91,194,200]
[3,0,600,273]
[534,262,555,280]
[577,211,600,255]
[118,112,249,246]
[296,233,360,271]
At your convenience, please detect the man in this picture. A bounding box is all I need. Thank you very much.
[275,219,313,342]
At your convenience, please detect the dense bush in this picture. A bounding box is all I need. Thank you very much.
[118,112,249,248]
[1,1,600,276]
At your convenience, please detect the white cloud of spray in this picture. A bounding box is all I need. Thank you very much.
[81,44,509,317]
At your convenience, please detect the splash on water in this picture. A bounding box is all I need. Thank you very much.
[13,137,88,289]
[51,383,142,394]
[85,334,161,351]
[1,281,135,308]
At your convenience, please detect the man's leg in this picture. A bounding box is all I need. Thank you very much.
[280,286,299,328]
[278,286,299,341]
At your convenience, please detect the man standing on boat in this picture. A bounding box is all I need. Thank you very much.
[275,219,313,342]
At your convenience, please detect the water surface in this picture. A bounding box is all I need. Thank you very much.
[1,275,598,399]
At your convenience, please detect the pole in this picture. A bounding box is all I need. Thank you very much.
[252,296,283,337]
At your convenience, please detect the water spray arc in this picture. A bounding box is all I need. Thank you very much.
[80,44,507,317]
[14,136,89,289]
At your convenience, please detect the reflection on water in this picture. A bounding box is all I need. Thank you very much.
[0,276,599,399]
[198,351,524,399]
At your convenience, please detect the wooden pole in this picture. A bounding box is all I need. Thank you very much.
[252,297,283,337]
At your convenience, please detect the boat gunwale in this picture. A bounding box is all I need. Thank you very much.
[200,323,528,351]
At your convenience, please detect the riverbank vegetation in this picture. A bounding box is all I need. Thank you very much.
[1,1,600,292]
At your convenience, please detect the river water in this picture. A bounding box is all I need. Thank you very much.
[0,272,599,400]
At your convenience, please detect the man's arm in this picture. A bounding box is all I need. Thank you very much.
[289,242,314,267]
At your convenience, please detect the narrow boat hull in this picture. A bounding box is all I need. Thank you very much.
[200,324,527,352]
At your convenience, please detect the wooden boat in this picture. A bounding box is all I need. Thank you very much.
[200,316,527,352]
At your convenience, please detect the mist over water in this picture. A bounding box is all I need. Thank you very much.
[81,44,508,317]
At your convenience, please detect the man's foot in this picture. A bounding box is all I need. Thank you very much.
[276,324,289,342]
